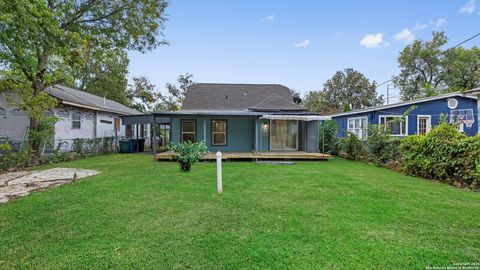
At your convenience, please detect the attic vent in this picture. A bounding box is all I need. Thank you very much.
[447,98,458,109]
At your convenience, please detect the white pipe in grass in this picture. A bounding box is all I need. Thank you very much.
[216,151,222,193]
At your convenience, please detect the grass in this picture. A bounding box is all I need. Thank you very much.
[0,154,479,269]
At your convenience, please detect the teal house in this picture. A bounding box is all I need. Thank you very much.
[152,83,329,154]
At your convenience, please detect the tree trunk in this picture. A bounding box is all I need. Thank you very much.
[28,81,45,163]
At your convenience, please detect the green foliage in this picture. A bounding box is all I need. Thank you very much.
[170,141,208,172]
[28,116,59,155]
[341,132,366,160]
[126,76,160,113]
[318,120,340,155]
[399,123,480,188]
[0,0,168,155]
[303,91,335,114]
[158,73,196,111]
[366,125,400,165]
[73,48,130,106]
[323,68,384,113]
[394,31,480,100]
[0,142,29,172]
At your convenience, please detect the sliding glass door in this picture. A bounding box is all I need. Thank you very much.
[270,120,298,150]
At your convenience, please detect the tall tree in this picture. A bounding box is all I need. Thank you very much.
[394,31,480,100]
[0,0,168,156]
[393,32,447,100]
[319,68,383,113]
[73,47,130,105]
[160,73,195,111]
[126,76,159,113]
[303,91,335,114]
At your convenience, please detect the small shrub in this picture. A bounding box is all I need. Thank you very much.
[0,142,29,172]
[366,125,400,165]
[170,141,208,172]
[318,120,341,155]
[341,132,366,160]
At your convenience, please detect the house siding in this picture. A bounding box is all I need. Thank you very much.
[171,116,255,151]
[332,96,478,137]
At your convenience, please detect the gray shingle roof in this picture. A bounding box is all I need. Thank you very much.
[181,83,305,111]
[46,85,140,115]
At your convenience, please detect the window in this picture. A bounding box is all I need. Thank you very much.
[181,120,196,142]
[71,112,81,129]
[417,115,431,135]
[379,115,407,136]
[347,116,368,139]
[450,109,474,133]
[126,125,132,138]
[211,120,227,146]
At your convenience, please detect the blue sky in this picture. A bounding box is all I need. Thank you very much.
[128,0,480,102]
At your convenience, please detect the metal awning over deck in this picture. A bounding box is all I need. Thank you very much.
[121,114,170,125]
[260,114,331,121]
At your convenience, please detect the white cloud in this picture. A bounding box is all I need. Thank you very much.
[293,39,310,47]
[460,0,476,13]
[412,23,428,30]
[431,18,447,28]
[334,30,347,40]
[260,14,274,23]
[359,33,384,48]
[394,28,415,43]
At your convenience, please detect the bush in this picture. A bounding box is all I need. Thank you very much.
[0,142,29,172]
[399,123,480,188]
[341,132,366,160]
[170,141,208,172]
[318,120,340,155]
[366,125,400,165]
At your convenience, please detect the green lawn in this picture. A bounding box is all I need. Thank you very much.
[0,154,479,269]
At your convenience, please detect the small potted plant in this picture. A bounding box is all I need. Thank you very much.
[170,141,208,172]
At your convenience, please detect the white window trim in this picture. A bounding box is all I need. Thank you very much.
[347,116,368,139]
[416,115,431,135]
[379,115,408,136]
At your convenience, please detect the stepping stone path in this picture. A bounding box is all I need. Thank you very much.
[0,168,99,203]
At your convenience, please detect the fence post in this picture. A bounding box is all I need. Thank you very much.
[216,151,222,193]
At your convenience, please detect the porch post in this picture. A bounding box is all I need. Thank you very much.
[254,118,259,151]
[203,119,207,143]
[152,116,157,162]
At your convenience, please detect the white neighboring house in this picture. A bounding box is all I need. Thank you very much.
[0,85,147,151]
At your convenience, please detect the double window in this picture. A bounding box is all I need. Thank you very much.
[347,116,368,139]
[181,120,196,143]
[211,120,227,146]
[71,112,81,129]
[379,115,407,136]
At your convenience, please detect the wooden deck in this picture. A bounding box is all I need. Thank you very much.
[156,150,331,161]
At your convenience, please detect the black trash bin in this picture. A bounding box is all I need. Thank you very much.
[130,139,138,152]
[137,139,145,152]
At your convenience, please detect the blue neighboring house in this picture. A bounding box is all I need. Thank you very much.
[331,92,478,139]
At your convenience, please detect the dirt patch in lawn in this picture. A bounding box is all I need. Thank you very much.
[0,168,99,203]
